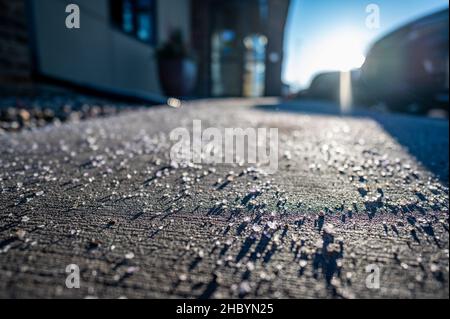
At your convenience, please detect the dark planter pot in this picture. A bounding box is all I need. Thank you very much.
[158,58,198,98]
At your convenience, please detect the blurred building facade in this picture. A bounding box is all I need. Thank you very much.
[30,0,190,99]
[191,0,290,97]
[0,0,289,98]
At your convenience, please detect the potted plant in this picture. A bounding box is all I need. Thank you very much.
[156,30,198,98]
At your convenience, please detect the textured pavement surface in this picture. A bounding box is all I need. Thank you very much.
[0,98,448,299]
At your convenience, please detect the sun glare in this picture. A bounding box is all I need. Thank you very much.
[313,30,367,72]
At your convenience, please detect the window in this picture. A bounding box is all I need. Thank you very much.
[111,0,157,45]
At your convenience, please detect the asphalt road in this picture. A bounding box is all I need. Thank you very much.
[0,98,448,299]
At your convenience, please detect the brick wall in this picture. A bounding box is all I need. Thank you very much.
[0,0,33,86]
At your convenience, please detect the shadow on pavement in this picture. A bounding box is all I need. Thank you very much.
[254,100,449,184]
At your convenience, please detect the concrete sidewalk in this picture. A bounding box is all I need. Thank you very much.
[0,98,448,298]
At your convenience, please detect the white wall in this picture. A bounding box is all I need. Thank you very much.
[31,0,191,97]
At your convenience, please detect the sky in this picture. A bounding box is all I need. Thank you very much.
[282,0,449,90]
